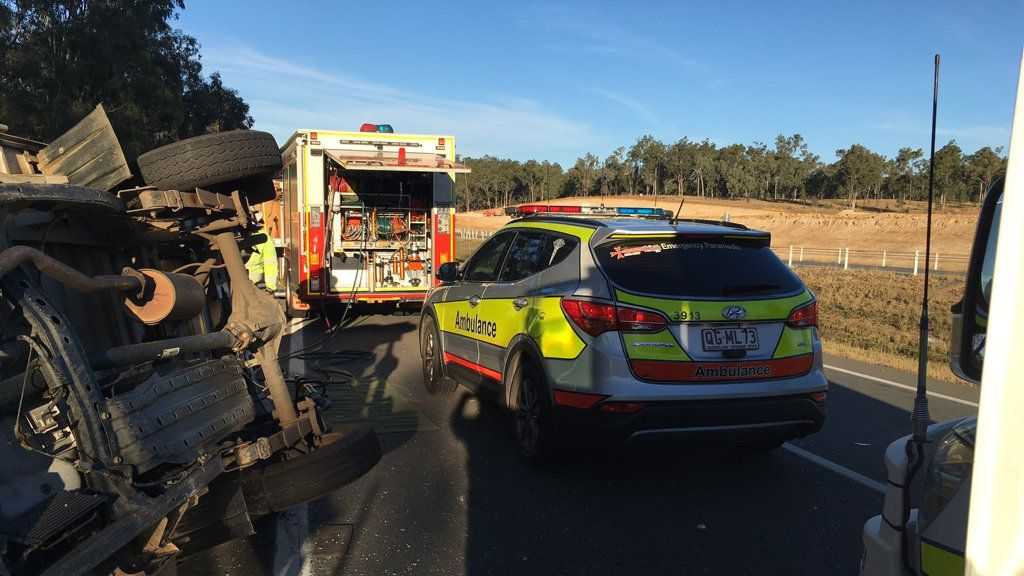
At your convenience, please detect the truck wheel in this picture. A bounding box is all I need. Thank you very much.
[137,130,282,193]
[421,314,456,395]
[231,175,277,204]
[0,183,124,212]
[242,426,382,515]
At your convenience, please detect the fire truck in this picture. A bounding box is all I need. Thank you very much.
[279,124,470,316]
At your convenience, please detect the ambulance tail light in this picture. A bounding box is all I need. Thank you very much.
[786,301,818,329]
[616,306,667,332]
[561,299,617,336]
[561,298,667,337]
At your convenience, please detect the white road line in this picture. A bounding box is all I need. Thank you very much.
[823,364,979,408]
[782,443,887,494]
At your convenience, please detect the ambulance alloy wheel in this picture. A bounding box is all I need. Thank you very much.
[512,356,556,464]
[137,130,282,193]
[421,314,456,395]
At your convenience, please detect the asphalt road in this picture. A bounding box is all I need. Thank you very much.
[184,313,978,576]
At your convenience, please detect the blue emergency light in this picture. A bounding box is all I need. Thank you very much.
[516,204,671,219]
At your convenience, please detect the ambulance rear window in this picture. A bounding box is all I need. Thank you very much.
[595,236,802,298]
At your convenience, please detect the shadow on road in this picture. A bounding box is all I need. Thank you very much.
[445,380,910,576]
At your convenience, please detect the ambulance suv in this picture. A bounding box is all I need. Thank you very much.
[418,207,827,461]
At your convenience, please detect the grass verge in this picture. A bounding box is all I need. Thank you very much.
[795,267,965,385]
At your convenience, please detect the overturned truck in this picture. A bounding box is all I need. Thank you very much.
[0,107,381,575]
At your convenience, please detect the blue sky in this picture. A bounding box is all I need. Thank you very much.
[177,1,1022,166]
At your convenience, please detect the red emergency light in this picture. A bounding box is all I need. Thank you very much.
[359,123,396,133]
[514,204,672,218]
[517,204,582,214]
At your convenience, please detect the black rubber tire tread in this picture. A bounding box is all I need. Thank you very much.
[221,175,276,204]
[0,182,124,212]
[421,314,456,395]
[137,130,282,191]
[249,426,382,512]
[741,437,785,452]
[512,355,557,465]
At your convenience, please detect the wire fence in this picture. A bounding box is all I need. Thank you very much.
[768,246,968,276]
[456,228,495,241]
[455,227,968,276]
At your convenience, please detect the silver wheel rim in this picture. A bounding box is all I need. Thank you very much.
[423,328,436,382]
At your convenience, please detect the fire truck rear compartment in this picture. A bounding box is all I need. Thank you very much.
[324,165,433,294]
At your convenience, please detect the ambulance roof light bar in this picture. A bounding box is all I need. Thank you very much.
[514,204,673,219]
[360,123,395,133]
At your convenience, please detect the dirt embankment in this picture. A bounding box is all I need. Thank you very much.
[458,196,978,255]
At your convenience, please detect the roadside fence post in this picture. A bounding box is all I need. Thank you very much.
[837,248,842,265]
[882,250,887,268]
[844,247,849,270]
[934,252,939,271]
[800,247,805,263]
[914,250,920,276]
[788,245,794,267]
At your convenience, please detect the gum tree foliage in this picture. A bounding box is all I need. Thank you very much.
[0,0,252,164]
[454,132,1005,211]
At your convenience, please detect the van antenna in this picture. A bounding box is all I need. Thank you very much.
[902,53,940,574]
[914,55,939,443]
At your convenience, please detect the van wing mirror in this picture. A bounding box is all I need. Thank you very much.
[437,261,461,283]
[953,180,1002,384]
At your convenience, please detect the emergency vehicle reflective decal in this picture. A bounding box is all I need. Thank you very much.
[454,310,498,338]
[434,297,585,360]
[607,241,739,260]
[444,351,502,381]
[773,326,814,358]
[621,331,691,361]
[920,540,965,576]
[615,289,814,323]
[504,221,596,242]
[630,354,813,382]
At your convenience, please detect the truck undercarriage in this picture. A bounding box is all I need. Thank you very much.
[0,109,381,575]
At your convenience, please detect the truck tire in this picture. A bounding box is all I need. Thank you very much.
[137,130,282,192]
[241,426,382,515]
[232,175,277,204]
[0,183,124,213]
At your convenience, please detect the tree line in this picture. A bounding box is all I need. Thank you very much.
[455,134,1007,211]
[0,1,252,166]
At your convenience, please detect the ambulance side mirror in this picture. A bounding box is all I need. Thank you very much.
[437,261,461,283]
[952,179,1003,384]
